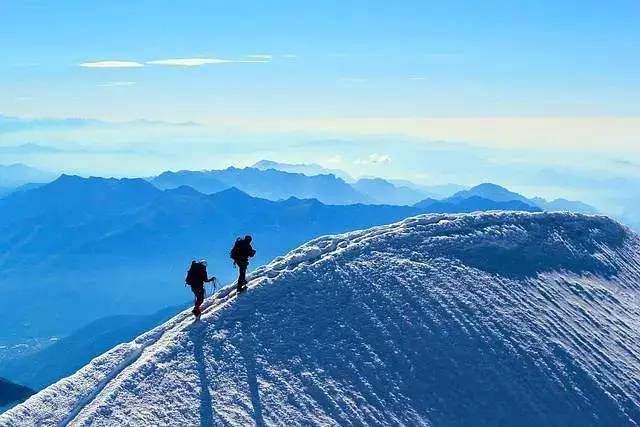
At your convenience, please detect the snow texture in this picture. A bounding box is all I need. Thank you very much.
[2,211,640,426]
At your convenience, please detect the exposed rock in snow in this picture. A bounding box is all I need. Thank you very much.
[2,212,640,426]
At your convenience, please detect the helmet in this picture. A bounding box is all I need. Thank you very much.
[199,259,208,267]
[244,235,252,242]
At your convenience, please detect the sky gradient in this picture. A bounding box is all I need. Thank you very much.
[1,1,639,122]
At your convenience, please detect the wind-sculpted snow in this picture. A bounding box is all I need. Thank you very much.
[3,212,640,426]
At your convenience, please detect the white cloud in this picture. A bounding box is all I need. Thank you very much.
[409,76,426,80]
[355,153,391,165]
[146,57,269,66]
[79,61,144,68]
[146,58,232,66]
[80,56,271,69]
[98,81,137,87]
[283,54,297,58]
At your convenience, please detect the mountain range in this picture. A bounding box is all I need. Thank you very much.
[151,166,444,206]
[352,177,433,205]
[252,159,353,182]
[0,175,600,345]
[4,212,638,425]
[415,195,539,212]
[0,161,599,216]
[0,175,423,342]
[430,182,598,214]
[252,161,437,204]
[252,159,468,200]
[151,167,370,205]
[150,166,598,213]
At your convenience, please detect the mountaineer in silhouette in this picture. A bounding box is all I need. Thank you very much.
[230,235,256,292]
[185,260,216,319]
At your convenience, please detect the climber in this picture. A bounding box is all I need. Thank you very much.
[185,259,216,319]
[230,235,256,292]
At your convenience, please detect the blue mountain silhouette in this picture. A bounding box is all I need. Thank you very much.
[152,167,370,204]
[417,182,597,214]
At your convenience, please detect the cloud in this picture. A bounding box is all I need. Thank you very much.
[613,159,640,173]
[147,57,269,66]
[0,143,63,155]
[98,81,137,87]
[80,56,271,69]
[409,76,426,80]
[79,61,144,68]
[283,54,297,58]
[326,155,344,165]
[146,58,232,66]
[355,153,391,165]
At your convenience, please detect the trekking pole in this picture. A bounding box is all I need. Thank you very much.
[209,277,217,295]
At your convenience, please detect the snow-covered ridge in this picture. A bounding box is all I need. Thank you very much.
[3,211,640,426]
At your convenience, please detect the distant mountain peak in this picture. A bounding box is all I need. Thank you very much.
[473,182,507,189]
[0,163,56,188]
[353,177,430,205]
[466,182,524,196]
[356,177,392,185]
[414,195,540,213]
[251,159,353,181]
[438,182,602,217]
[253,159,286,168]
[53,173,84,182]
[163,185,203,197]
[211,186,253,198]
[449,182,533,205]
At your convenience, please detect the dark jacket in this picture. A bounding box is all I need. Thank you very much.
[232,239,256,264]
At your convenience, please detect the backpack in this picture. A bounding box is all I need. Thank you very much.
[230,238,242,262]
[185,261,204,286]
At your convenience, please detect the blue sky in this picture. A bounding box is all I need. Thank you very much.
[1,0,639,121]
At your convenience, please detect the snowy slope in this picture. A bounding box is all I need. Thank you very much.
[3,212,640,426]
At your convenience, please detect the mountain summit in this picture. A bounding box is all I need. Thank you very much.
[3,212,639,426]
[444,183,598,214]
[448,182,532,204]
